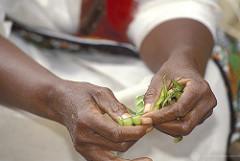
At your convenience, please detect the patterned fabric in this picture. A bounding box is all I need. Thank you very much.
[78,0,135,43]
[213,42,240,113]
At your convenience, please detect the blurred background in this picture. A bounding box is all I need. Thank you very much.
[217,1,240,161]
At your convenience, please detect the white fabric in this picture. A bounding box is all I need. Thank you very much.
[0,34,230,161]
[0,10,12,38]
[0,0,81,34]
[128,0,220,48]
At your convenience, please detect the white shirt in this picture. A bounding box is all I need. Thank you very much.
[0,0,220,48]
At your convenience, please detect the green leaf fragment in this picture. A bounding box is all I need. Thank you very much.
[117,118,124,126]
[174,136,183,143]
[173,91,182,100]
[136,102,144,114]
[156,80,185,143]
[122,117,133,126]
[136,95,144,104]
[172,80,184,92]
[117,79,185,143]
[135,95,145,115]
[132,115,141,125]
[127,108,136,115]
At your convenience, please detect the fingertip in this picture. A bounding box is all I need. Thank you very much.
[177,78,191,85]
[141,117,152,125]
[146,127,153,133]
[124,125,150,137]
[144,103,152,113]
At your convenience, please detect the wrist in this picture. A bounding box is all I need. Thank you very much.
[37,77,67,125]
[167,46,207,76]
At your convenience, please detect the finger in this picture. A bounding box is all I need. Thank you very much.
[86,102,149,142]
[77,130,135,152]
[198,109,213,125]
[141,117,153,125]
[143,80,200,123]
[144,74,173,113]
[76,144,152,161]
[156,120,183,137]
[92,87,129,121]
[176,78,190,85]
[156,103,214,136]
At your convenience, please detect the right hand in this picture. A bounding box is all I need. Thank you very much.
[50,80,152,161]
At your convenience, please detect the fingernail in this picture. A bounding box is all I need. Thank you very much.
[146,127,153,133]
[144,103,152,113]
[178,78,191,84]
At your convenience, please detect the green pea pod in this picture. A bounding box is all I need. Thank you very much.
[174,136,183,143]
[117,118,124,126]
[123,117,133,126]
[132,115,141,125]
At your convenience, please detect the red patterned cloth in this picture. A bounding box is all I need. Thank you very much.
[78,0,135,43]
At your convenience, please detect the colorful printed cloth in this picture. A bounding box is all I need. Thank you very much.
[213,42,240,113]
[78,0,135,43]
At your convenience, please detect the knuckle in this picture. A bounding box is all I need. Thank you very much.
[74,144,86,154]
[94,88,105,97]
[77,117,86,125]
[73,143,81,153]
[102,87,112,94]
[93,89,104,97]
[145,88,158,99]
[77,115,90,128]
[186,85,199,99]
[76,136,85,144]
[212,98,217,108]
[208,110,213,118]
[211,94,217,108]
[118,143,131,152]
[111,128,122,142]
[94,87,114,98]
[201,80,210,93]
[181,122,193,136]
[175,103,185,117]
[74,130,87,144]
[112,103,126,114]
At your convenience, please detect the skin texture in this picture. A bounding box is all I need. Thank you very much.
[0,36,151,161]
[140,19,217,137]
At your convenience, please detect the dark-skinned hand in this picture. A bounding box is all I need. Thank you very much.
[52,81,152,161]
[143,56,217,137]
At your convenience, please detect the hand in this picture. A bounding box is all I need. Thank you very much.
[51,81,152,161]
[143,57,217,137]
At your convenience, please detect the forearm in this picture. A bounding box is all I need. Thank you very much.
[140,19,214,75]
[0,36,62,122]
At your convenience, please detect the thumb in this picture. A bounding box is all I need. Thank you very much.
[92,88,130,121]
[144,74,167,113]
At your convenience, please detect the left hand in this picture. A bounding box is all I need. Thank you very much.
[142,57,217,137]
